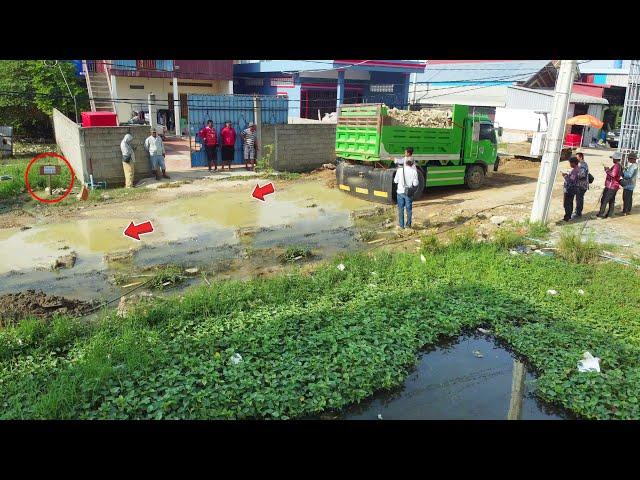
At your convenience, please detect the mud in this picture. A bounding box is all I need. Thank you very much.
[0,289,95,326]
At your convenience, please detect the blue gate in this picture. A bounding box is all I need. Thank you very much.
[188,94,288,167]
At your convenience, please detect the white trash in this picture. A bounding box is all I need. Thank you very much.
[473,350,484,358]
[577,351,600,373]
[420,254,426,263]
[578,289,585,295]
[377,413,383,420]
[337,263,346,271]
[477,328,491,335]
[230,353,243,365]
[547,289,558,295]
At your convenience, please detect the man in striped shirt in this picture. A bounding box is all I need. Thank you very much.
[240,122,259,171]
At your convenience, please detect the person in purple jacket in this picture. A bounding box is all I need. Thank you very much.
[562,157,580,222]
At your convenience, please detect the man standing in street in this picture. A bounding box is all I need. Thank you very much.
[597,152,622,219]
[562,157,580,222]
[120,132,135,188]
[220,121,236,171]
[574,152,590,218]
[394,149,419,230]
[621,153,638,216]
[240,122,258,171]
[198,120,218,172]
[144,128,170,181]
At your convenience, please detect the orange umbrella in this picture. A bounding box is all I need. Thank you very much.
[566,114,604,129]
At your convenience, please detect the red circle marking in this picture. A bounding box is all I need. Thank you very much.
[24,152,76,204]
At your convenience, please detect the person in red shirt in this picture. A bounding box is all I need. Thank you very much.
[220,121,236,171]
[198,120,218,171]
[597,151,622,218]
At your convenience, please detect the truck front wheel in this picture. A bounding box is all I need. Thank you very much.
[465,165,485,190]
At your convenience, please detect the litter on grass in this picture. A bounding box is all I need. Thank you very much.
[578,289,585,295]
[577,351,601,373]
[547,289,558,295]
[230,353,243,365]
[337,263,346,271]
[420,254,427,263]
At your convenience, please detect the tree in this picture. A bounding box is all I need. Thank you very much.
[0,60,89,138]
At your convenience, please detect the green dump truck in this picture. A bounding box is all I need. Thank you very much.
[335,104,501,203]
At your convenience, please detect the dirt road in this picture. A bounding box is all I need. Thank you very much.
[0,147,638,307]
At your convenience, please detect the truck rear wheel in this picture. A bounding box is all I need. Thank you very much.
[465,164,485,190]
[414,168,425,200]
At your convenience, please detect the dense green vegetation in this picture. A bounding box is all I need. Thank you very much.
[1,237,639,419]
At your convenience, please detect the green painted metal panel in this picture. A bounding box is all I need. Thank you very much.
[425,165,466,186]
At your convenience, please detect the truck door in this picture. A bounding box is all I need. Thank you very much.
[477,123,497,166]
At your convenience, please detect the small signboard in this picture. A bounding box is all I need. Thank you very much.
[39,165,61,175]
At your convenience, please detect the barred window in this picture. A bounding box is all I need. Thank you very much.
[245,78,264,87]
[271,77,294,86]
[370,84,394,93]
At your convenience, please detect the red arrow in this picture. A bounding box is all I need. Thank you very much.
[252,182,275,201]
[123,221,154,240]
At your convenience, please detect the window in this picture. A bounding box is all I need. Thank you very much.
[479,123,496,143]
[370,84,394,93]
[271,77,293,87]
[245,79,264,87]
[130,85,145,90]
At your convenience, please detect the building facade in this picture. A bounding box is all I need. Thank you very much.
[233,60,426,120]
[81,60,235,129]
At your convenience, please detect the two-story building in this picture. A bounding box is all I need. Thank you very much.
[233,60,426,120]
[81,60,235,131]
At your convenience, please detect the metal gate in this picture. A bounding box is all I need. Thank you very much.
[187,94,288,167]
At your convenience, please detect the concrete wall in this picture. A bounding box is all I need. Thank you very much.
[261,124,336,172]
[81,125,152,186]
[53,109,86,179]
[53,109,154,187]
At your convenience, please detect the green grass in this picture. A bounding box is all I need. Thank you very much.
[558,230,600,264]
[279,246,312,263]
[1,241,640,420]
[494,227,525,249]
[525,220,552,240]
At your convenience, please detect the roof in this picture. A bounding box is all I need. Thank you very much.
[416,60,550,85]
[509,86,608,105]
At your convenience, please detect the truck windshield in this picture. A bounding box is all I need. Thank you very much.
[479,124,497,144]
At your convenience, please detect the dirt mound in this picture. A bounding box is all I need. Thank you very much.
[0,290,95,326]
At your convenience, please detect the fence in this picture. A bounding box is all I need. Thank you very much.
[187,95,288,167]
[0,126,13,157]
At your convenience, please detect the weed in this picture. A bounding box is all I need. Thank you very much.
[525,220,551,239]
[453,214,466,224]
[149,266,186,289]
[494,227,525,249]
[279,246,312,263]
[557,230,600,264]
[420,233,442,253]
[256,144,275,173]
[447,227,476,249]
[359,230,377,242]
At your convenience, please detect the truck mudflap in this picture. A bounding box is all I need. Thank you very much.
[335,160,396,204]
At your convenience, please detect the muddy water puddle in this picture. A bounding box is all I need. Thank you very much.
[338,334,568,420]
[0,181,371,300]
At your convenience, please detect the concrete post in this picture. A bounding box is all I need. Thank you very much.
[507,360,526,420]
[530,60,576,224]
[254,96,262,164]
[148,93,158,132]
[173,77,180,136]
[411,72,418,106]
[337,69,345,110]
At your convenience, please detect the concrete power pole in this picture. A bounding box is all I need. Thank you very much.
[530,60,577,224]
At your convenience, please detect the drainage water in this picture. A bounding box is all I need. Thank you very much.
[340,334,568,420]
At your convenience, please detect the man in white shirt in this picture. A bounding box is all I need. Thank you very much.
[393,147,419,229]
[144,128,169,181]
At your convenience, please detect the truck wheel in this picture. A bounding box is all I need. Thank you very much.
[465,165,485,190]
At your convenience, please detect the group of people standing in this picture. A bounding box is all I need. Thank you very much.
[198,120,258,171]
[562,150,638,221]
[117,120,261,189]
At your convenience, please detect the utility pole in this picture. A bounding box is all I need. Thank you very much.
[530,60,576,224]
[411,72,418,106]
[173,77,181,136]
[253,96,262,164]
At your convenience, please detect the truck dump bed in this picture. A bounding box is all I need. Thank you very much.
[335,104,467,163]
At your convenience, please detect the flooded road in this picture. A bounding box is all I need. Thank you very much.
[0,181,372,301]
[340,334,567,420]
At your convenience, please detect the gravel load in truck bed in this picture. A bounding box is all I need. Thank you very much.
[384,107,452,128]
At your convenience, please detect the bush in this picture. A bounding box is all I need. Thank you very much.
[420,233,442,253]
[447,227,476,249]
[525,220,551,239]
[557,230,600,264]
[494,227,525,249]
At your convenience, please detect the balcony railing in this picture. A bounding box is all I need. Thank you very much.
[111,60,174,72]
